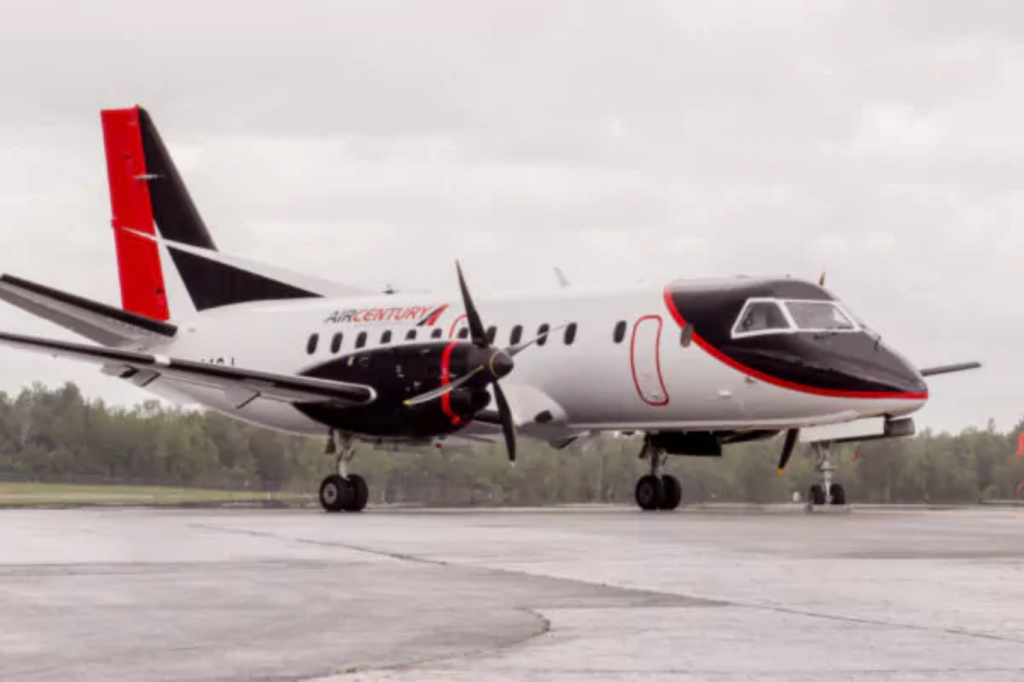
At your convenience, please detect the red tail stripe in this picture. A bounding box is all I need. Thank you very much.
[100,107,170,321]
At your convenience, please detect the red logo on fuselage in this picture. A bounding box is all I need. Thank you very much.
[323,304,448,326]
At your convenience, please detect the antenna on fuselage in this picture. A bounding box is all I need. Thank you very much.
[819,272,827,286]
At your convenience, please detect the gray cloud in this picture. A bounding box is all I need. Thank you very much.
[0,0,1021,431]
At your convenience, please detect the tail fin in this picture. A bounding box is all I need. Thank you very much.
[100,107,171,320]
[100,106,319,314]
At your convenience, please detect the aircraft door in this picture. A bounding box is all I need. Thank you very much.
[631,316,669,406]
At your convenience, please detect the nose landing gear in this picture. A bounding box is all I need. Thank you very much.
[807,441,846,508]
[634,436,682,512]
[319,430,369,513]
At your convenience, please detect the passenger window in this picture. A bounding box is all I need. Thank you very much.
[431,328,443,340]
[733,301,790,336]
[510,325,523,346]
[306,333,319,355]
[564,323,577,345]
[536,323,550,346]
[355,331,367,349]
[457,328,469,340]
[613,321,626,343]
[405,329,417,341]
[486,326,497,345]
[381,330,392,344]
[330,332,343,354]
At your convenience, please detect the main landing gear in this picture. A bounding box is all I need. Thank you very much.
[634,436,682,512]
[319,431,369,513]
[807,441,846,507]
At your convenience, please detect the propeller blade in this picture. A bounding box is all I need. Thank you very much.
[455,261,489,347]
[777,429,799,474]
[508,324,567,357]
[493,382,517,463]
[403,365,484,407]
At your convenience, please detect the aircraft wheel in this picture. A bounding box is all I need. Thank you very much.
[660,474,682,511]
[319,474,350,513]
[345,474,369,512]
[809,484,826,506]
[829,483,846,506]
[635,475,664,511]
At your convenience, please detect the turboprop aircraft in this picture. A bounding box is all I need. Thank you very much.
[0,107,981,512]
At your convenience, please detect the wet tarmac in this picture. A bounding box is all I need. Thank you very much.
[2,505,1023,681]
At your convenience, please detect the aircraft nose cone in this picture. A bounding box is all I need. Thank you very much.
[489,350,514,379]
[874,347,929,397]
[902,364,929,397]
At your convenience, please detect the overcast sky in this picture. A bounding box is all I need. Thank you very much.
[0,0,1019,432]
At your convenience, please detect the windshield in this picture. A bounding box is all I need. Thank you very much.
[733,301,791,336]
[784,300,856,331]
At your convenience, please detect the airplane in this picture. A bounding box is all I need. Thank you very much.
[0,106,981,513]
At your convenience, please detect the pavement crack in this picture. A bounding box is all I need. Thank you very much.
[733,600,1024,645]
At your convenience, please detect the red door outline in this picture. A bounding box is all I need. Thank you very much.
[631,315,669,406]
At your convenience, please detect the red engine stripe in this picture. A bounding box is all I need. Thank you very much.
[440,341,461,426]
[662,288,927,401]
[100,107,170,321]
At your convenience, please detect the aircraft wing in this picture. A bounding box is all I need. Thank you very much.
[0,274,178,346]
[919,362,982,377]
[0,331,376,408]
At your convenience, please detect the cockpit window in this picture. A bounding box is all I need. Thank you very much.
[785,301,856,331]
[733,301,790,336]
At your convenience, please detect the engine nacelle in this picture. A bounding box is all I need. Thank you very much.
[295,341,494,440]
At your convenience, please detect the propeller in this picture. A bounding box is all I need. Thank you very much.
[404,261,551,463]
[776,429,800,474]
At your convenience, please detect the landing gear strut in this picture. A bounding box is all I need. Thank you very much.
[635,436,682,512]
[808,441,846,507]
[319,431,369,513]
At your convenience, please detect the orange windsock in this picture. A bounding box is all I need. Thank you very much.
[1017,433,1024,458]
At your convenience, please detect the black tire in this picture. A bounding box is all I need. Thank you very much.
[809,484,826,506]
[635,475,664,511]
[345,474,369,512]
[660,474,682,511]
[319,474,350,513]
[829,483,846,506]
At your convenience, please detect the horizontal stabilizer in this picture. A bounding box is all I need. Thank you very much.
[125,229,369,301]
[0,274,177,346]
[0,329,376,408]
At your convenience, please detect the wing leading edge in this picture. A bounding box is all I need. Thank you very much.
[0,330,376,409]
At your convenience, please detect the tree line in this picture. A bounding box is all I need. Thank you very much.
[2,383,1023,505]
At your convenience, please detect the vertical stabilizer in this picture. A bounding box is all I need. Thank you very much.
[100,106,320,313]
[100,107,170,321]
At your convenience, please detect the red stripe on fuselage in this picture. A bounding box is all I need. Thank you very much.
[439,341,461,425]
[662,287,927,401]
[100,107,170,321]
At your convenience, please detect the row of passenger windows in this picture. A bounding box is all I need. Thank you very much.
[306,322,587,355]
[305,319,695,356]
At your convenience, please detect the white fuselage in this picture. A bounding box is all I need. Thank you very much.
[138,282,926,443]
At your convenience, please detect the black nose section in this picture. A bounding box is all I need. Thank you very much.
[884,353,928,396]
[726,332,929,397]
[831,339,929,396]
